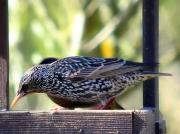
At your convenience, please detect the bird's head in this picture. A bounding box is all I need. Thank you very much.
[11,65,52,109]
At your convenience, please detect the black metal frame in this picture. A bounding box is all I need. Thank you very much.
[143,0,159,118]
[143,0,160,133]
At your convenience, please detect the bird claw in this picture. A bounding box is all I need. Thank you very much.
[50,106,68,114]
[94,103,107,110]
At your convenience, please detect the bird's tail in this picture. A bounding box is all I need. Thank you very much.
[141,71,172,76]
[139,71,172,80]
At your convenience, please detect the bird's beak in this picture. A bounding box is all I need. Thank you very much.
[10,93,25,109]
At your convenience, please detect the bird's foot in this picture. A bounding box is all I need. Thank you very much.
[93,97,125,110]
[50,106,69,114]
[94,97,115,110]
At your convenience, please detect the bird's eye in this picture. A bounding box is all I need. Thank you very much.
[21,84,29,92]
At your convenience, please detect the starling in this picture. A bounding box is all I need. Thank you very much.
[39,57,124,110]
[11,56,171,109]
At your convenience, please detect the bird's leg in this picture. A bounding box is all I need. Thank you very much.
[104,100,125,110]
[93,97,125,110]
[94,97,116,110]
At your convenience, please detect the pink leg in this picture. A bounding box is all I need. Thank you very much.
[93,97,116,110]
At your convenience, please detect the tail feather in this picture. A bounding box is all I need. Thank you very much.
[141,71,172,77]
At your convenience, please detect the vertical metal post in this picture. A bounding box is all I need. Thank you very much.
[143,0,159,125]
[0,0,9,110]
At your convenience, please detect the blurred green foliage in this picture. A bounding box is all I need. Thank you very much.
[9,0,180,133]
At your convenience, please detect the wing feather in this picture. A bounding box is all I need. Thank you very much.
[50,56,148,81]
[61,57,145,81]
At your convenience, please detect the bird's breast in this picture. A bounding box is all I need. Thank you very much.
[47,93,97,109]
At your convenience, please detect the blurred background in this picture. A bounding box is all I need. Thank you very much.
[9,0,179,133]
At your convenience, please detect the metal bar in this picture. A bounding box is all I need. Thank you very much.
[0,0,9,110]
[142,0,159,114]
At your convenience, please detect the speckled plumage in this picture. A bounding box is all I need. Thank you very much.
[15,56,169,109]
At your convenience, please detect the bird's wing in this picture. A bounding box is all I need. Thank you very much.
[51,56,146,81]
[71,60,141,79]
